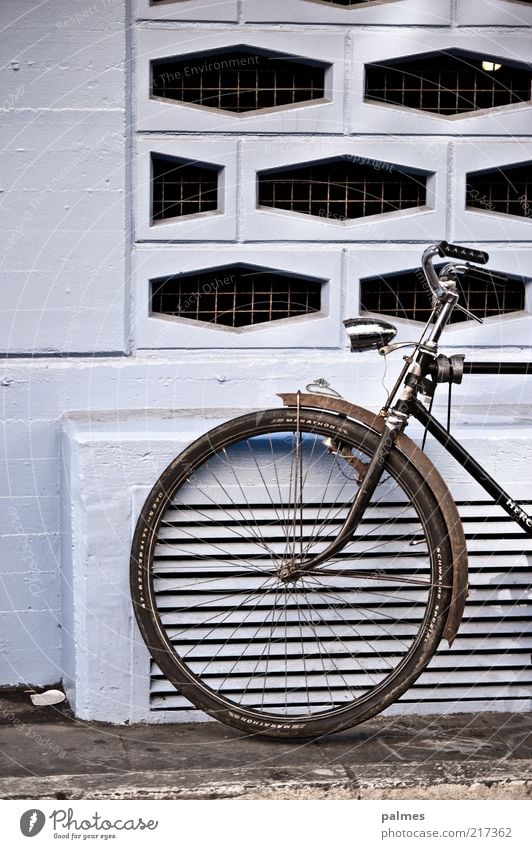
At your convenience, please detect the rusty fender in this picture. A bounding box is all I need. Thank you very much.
[278,392,468,645]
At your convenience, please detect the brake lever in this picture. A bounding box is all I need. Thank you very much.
[453,303,483,324]
[463,263,509,285]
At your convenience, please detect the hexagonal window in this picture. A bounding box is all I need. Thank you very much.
[360,267,526,323]
[151,265,323,328]
[365,50,531,116]
[307,0,391,5]
[258,157,427,221]
[151,154,220,222]
[151,47,328,114]
[467,161,532,219]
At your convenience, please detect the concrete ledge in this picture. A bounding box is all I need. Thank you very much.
[1,761,530,801]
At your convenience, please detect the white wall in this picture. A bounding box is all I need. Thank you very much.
[0,0,530,719]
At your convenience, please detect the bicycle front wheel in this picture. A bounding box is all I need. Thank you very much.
[131,408,453,738]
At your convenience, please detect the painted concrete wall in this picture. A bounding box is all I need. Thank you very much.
[0,0,127,684]
[1,1,531,719]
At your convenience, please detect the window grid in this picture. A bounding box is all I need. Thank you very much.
[258,160,426,220]
[313,0,381,5]
[151,156,219,221]
[152,51,326,113]
[365,54,531,115]
[361,268,525,323]
[467,163,532,218]
[151,268,322,327]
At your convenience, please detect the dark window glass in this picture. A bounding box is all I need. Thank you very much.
[152,50,326,113]
[467,163,532,219]
[151,266,322,327]
[361,267,525,323]
[258,158,427,220]
[151,155,219,221]
[365,52,531,115]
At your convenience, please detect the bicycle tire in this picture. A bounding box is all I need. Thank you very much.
[131,407,453,738]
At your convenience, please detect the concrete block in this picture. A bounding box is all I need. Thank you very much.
[241,138,448,242]
[2,0,124,32]
[244,0,451,25]
[451,140,532,243]
[135,0,239,22]
[0,610,61,687]
[345,245,532,349]
[457,0,532,26]
[0,556,60,613]
[135,137,238,242]
[0,420,58,460]
[61,411,231,721]
[133,245,343,349]
[135,28,346,134]
[0,497,60,536]
[60,405,532,722]
[348,31,532,136]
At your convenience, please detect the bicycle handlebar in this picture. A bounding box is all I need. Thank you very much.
[438,241,489,265]
[422,242,497,301]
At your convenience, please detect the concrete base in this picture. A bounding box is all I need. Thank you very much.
[60,405,532,724]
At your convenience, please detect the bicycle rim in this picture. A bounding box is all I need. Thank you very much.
[131,408,452,737]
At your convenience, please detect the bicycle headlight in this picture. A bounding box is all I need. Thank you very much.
[343,318,398,352]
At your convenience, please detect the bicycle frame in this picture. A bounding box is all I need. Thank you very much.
[411,398,532,536]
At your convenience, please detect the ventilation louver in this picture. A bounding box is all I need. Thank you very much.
[365,51,531,115]
[151,265,322,327]
[152,48,327,113]
[258,158,427,220]
[360,267,526,323]
[149,499,532,715]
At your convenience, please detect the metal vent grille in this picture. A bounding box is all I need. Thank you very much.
[258,159,426,220]
[360,267,526,323]
[151,155,219,221]
[149,499,532,715]
[151,266,322,327]
[467,162,532,219]
[365,52,531,115]
[151,50,326,113]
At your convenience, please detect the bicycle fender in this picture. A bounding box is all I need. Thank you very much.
[278,393,468,645]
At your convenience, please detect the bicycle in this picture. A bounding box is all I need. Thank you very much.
[130,242,531,738]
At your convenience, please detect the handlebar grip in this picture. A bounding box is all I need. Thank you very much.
[438,241,489,265]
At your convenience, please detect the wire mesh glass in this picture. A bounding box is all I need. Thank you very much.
[258,159,426,220]
[360,268,525,323]
[313,0,381,5]
[151,155,219,221]
[365,53,531,115]
[467,163,532,219]
[151,267,322,327]
[152,50,326,113]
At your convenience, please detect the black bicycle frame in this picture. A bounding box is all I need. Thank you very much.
[412,398,532,537]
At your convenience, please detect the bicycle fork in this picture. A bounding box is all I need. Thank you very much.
[278,411,405,581]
